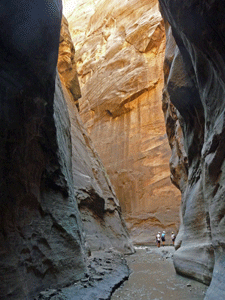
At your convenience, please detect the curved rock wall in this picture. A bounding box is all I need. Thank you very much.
[159,1,225,299]
[0,2,87,299]
[0,3,133,299]
[63,0,181,244]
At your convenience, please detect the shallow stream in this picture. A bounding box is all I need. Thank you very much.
[111,246,208,300]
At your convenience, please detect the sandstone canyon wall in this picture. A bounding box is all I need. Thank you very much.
[0,3,132,299]
[159,1,225,299]
[0,2,86,299]
[63,0,181,243]
[58,16,133,254]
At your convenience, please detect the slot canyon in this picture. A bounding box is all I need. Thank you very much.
[62,0,181,244]
[0,1,224,300]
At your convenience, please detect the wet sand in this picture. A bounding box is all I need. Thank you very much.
[111,246,208,300]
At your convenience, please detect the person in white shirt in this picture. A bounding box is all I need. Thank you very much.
[171,232,176,245]
[156,232,161,248]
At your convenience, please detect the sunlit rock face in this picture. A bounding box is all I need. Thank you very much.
[58,16,134,254]
[63,0,181,243]
[159,1,225,298]
[0,2,87,299]
[58,15,81,108]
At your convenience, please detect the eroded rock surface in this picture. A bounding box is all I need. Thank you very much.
[37,250,130,300]
[63,0,181,243]
[159,1,225,299]
[0,3,133,299]
[0,2,87,299]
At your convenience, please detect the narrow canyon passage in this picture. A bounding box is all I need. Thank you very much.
[60,1,224,299]
[1,1,225,299]
[62,0,181,247]
[111,247,208,300]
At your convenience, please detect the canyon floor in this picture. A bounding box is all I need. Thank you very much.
[111,246,208,300]
[36,246,208,300]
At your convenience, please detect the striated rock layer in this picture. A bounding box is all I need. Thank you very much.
[63,0,181,243]
[159,1,225,299]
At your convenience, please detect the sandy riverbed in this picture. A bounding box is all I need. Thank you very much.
[111,246,208,300]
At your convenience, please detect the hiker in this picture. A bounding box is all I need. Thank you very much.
[161,231,166,246]
[171,232,176,245]
[156,232,161,248]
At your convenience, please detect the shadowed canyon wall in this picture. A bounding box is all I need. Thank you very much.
[63,0,181,243]
[0,2,86,298]
[159,1,225,299]
[0,2,132,299]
